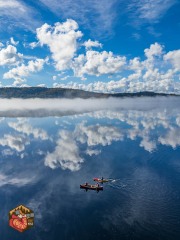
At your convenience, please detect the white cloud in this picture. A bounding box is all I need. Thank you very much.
[0,44,22,66]
[37,84,46,87]
[147,26,162,37]
[52,75,57,81]
[72,50,126,77]
[0,0,41,31]
[29,41,40,49]
[10,37,19,46]
[128,0,176,24]
[3,58,46,85]
[164,50,180,71]
[36,20,126,78]
[36,19,83,71]
[39,0,118,37]
[54,42,180,94]
[60,75,71,81]
[53,77,179,94]
[83,39,102,49]
[34,19,179,93]
[144,42,163,60]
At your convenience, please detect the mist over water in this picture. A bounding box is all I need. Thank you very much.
[0,97,180,240]
[0,97,179,117]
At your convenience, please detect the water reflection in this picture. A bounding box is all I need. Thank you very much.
[0,97,180,239]
[0,99,180,172]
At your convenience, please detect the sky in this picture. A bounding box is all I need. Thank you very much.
[0,0,179,93]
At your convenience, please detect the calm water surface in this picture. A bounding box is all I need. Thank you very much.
[0,97,180,240]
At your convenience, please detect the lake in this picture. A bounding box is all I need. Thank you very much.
[0,97,180,240]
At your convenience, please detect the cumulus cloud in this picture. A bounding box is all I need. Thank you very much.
[0,44,22,66]
[144,42,163,60]
[72,50,126,77]
[164,50,180,71]
[35,19,126,78]
[53,78,180,94]
[54,42,180,93]
[33,19,179,93]
[36,19,83,71]
[3,58,46,85]
[83,39,102,49]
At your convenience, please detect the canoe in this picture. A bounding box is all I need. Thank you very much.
[80,184,103,191]
[93,178,109,183]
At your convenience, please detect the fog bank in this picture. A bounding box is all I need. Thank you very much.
[0,97,179,117]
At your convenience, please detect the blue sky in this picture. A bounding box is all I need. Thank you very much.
[0,0,179,93]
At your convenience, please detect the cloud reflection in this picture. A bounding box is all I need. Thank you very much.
[0,173,34,187]
[44,122,122,171]
[0,97,179,172]
[0,133,29,152]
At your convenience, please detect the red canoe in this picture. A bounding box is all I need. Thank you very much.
[80,183,103,191]
[93,178,109,183]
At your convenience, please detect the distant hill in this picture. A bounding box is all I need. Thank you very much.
[0,87,179,98]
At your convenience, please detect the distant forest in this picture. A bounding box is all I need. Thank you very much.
[0,87,178,99]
